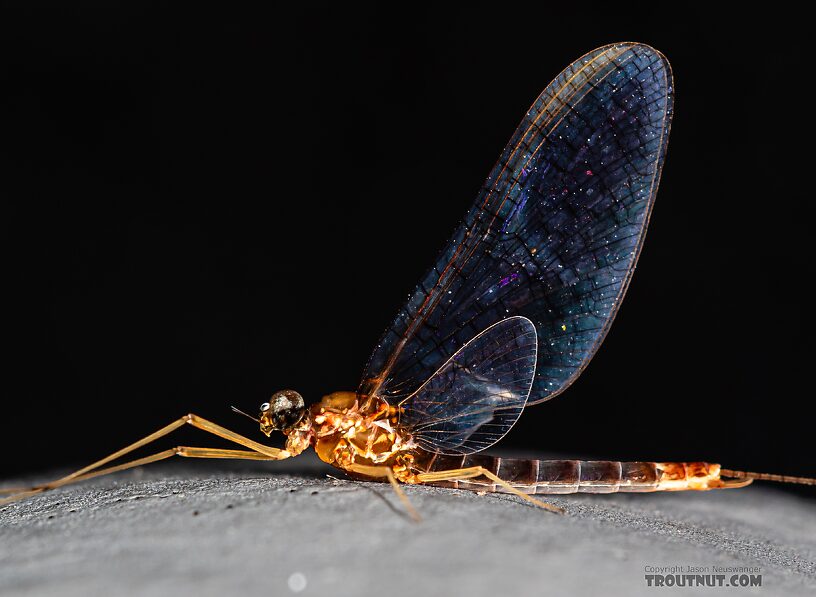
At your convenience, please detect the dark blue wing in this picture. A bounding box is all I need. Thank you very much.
[399,316,537,454]
[361,43,673,423]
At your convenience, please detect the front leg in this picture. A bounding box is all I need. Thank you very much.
[0,414,290,505]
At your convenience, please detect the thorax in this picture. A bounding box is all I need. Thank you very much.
[302,391,416,471]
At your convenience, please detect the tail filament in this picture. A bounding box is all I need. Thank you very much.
[719,469,816,486]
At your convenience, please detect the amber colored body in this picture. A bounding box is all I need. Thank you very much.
[280,392,745,493]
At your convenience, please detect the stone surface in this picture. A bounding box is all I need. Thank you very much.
[1,453,815,596]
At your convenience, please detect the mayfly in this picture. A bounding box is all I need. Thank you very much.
[3,43,813,517]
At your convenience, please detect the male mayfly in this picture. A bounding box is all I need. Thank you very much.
[3,43,813,516]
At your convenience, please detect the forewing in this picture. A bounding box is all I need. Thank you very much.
[361,43,673,409]
[399,316,537,455]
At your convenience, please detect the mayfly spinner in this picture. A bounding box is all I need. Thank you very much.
[4,43,813,517]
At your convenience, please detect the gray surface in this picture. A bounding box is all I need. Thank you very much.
[1,453,815,597]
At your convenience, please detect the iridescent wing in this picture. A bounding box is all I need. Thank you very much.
[399,316,537,454]
[361,43,673,450]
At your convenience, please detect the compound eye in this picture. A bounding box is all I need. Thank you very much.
[260,402,271,412]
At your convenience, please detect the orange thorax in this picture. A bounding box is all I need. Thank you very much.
[306,391,414,470]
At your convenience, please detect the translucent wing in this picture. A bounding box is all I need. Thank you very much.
[399,316,537,455]
[361,43,673,416]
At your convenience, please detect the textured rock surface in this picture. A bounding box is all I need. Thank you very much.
[2,453,815,597]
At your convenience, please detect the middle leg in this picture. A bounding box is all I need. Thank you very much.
[345,463,422,522]
[416,466,564,514]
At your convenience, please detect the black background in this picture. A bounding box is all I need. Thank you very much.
[3,5,813,486]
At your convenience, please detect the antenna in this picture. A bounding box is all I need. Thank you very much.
[230,405,260,423]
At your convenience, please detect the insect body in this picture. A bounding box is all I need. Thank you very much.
[262,387,745,497]
[3,42,814,513]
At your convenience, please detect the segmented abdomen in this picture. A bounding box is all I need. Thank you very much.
[417,453,727,493]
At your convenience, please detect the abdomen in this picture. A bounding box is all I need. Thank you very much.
[416,453,734,493]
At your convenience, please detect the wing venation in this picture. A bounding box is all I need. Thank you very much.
[362,43,673,445]
[399,316,537,455]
